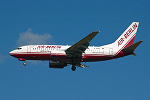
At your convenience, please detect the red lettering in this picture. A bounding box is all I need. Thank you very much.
[52,46,55,48]
[118,23,138,47]
[132,23,137,30]
[128,28,132,34]
[37,46,45,48]
[118,38,124,47]
[41,46,45,48]
[46,46,51,48]
[37,46,41,48]
[38,45,61,49]
[124,34,128,39]
[57,46,61,48]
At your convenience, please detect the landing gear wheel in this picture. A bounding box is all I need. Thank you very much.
[23,62,27,66]
[71,66,76,71]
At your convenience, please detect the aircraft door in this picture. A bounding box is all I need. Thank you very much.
[109,48,113,55]
[27,46,31,52]
[50,51,51,58]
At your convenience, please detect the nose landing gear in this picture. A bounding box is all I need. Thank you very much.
[23,61,27,66]
[18,58,26,66]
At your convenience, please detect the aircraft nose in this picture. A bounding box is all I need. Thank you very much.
[9,51,15,56]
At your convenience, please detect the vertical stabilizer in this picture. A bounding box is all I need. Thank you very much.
[113,22,139,55]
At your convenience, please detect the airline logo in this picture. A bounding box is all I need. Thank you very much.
[37,45,61,49]
[118,23,138,47]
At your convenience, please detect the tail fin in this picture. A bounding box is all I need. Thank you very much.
[113,22,139,49]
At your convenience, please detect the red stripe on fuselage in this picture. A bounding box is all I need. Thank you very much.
[10,51,131,62]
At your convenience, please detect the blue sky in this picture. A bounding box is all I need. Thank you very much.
[0,0,150,100]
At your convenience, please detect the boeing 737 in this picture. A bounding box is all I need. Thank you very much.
[9,22,142,71]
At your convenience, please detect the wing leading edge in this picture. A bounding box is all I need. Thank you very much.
[65,31,100,58]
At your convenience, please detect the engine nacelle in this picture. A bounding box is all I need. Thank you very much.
[49,61,67,68]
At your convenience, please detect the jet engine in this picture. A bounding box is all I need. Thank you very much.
[49,61,67,68]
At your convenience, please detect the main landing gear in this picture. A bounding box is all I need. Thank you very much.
[71,65,76,71]
[71,59,77,71]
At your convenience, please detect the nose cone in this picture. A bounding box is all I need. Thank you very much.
[9,50,15,56]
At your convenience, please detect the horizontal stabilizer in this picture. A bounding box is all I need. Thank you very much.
[122,40,143,55]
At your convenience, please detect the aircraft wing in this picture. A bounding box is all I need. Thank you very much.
[65,31,99,58]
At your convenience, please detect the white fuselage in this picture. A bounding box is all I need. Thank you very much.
[9,43,125,63]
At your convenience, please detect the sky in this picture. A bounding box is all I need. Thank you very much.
[0,0,150,100]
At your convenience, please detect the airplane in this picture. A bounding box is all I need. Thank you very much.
[9,22,143,71]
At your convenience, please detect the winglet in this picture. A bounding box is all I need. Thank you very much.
[122,40,143,55]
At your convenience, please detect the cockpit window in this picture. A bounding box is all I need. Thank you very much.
[17,48,22,50]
